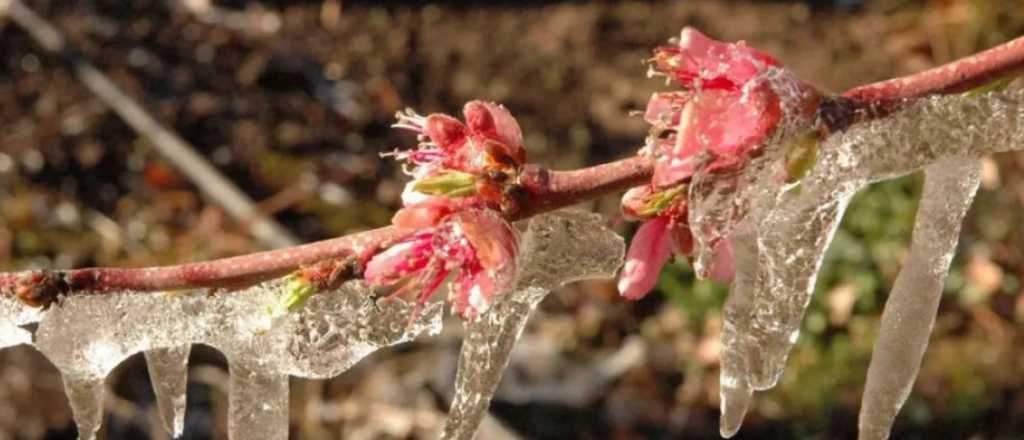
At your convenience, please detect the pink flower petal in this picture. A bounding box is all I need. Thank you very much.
[365,239,430,286]
[452,210,518,278]
[618,216,674,300]
[424,114,467,152]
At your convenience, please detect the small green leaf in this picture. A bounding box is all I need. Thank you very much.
[412,171,477,197]
[963,74,1017,97]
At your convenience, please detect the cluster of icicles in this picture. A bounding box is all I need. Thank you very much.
[0,210,625,440]
[1,90,1023,440]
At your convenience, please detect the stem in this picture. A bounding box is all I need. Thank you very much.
[1,156,652,304]
[844,35,1024,101]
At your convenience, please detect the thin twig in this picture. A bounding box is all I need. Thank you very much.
[2,0,298,249]
[844,34,1024,101]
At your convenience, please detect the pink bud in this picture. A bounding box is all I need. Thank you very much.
[618,216,674,300]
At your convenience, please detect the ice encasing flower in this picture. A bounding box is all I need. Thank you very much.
[644,27,818,187]
[619,28,818,300]
[365,209,518,319]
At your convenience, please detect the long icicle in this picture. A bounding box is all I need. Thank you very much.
[858,159,981,440]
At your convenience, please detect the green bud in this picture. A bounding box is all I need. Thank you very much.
[412,171,477,197]
[785,131,819,183]
[269,274,316,316]
[637,184,687,217]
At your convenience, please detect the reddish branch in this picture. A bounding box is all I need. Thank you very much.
[3,34,1024,306]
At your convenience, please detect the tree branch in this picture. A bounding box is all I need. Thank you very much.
[4,25,1024,306]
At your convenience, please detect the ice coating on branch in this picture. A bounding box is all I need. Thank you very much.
[812,91,1024,187]
[858,159,981,440]
[0,294,38,349]
[2,278,442,439]
[441,210,625,439]
[717,89,1024,438]
[145,346,191,437]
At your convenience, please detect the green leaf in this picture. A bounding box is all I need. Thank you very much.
[412,171,477,197]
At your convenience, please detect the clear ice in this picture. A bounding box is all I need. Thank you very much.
[858,159,980,440]
[145,346,191,437]
[440,210,625,440]
[4,277,442,439]
[712,89,1024,438]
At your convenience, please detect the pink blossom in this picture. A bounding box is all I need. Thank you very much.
[618,28,819,299]
[391,100,526,176]
[364,209,518,319]
[644,27,819,188]
[618,185,697,300]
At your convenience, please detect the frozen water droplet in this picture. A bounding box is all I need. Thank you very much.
[145,346,191,437]
[63,376,105,440]
[227,363,288,440]
[441,210,624,440]
[858,159,980,440]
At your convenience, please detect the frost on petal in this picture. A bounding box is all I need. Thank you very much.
[618,216,674,300]
[663,27,779,88]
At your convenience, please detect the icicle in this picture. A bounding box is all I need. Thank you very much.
[6,275,441,440]
[440,210,625,440]
[858,159,981,440]
[62,376,106,440]
[746,187,855,390]
[227,363,289,440]
[145,346,192,437]
[718,232,758,438]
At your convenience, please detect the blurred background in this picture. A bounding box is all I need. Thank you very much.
[1,0,1023,438]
